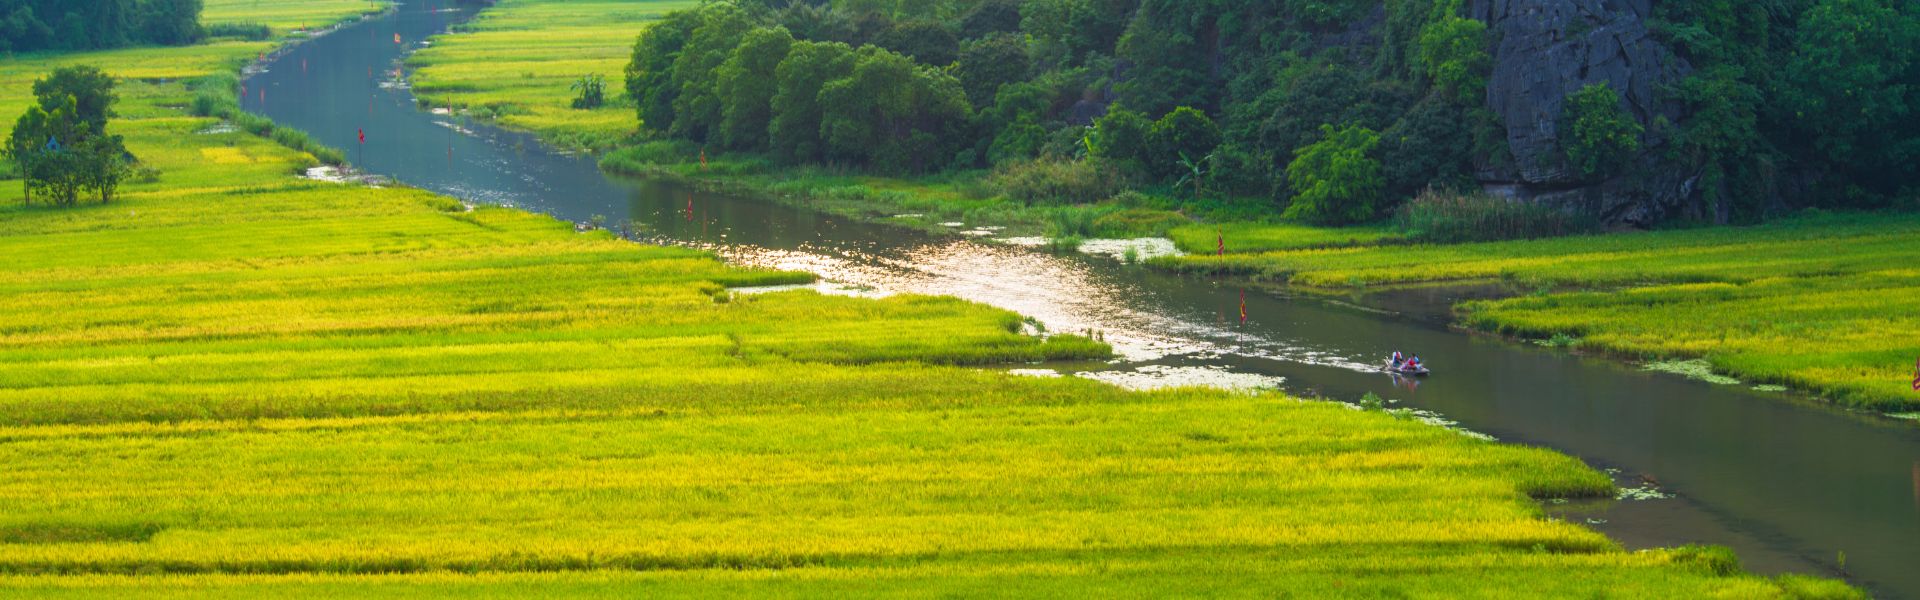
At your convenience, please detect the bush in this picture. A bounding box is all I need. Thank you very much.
[1562,83,1643,179]
[1395,188,1598,243]
[205,22,272,41]
[1283,124,1385,225]
[987,159,1124,205]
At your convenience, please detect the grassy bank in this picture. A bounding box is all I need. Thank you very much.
[1167,213,1920,412]
[0,2,1859,597]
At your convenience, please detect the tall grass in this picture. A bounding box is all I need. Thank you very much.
[1396,188,1599,243]
[987,159,1125,205]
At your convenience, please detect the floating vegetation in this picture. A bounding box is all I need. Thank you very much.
[1617,486,1676,501]
[1642,359,1742,385]
[1752,384,1789,393]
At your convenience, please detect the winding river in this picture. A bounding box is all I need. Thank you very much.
[241,3,1920,596]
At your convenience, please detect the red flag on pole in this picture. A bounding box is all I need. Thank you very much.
[1911,356,1919,391]
[394,33,402,44]
[1238,290,1247,323]
[1217,229,1224,256]
[699,149,708,171]
[357,128,365,144]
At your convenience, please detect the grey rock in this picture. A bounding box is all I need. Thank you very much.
[1469,0,1696,225]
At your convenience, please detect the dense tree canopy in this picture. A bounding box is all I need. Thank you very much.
[627,0,1920,219]
[0,0,202,53]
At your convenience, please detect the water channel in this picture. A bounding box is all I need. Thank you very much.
[241,2,1920,596]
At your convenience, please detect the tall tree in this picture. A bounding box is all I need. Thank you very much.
[715,27,796,150]
[1284,124,1384,225]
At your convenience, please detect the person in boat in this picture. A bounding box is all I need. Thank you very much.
[1391,351,1405,369]
[1407,355,1423,371]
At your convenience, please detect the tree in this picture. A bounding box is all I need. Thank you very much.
[6,96,88,206]
[669,4,757,141]
[32,65,116,135]
[625,9,701,132]
[1090,104,1151,169]
[715,27,795,150]
[1283,124,1385,225]
[139,0,203,46]
[818,46,971,171]
[76,133,130,204]
[1379,94,1474,198]
[1415,8,1489,100]
[1774,0,1920,200]
[1561,82,1643,179]
[1147,106,1221,179]
[952,32,1027,108]
[770,40,857,163]
[7,65,131,207]
[874,19,958,66]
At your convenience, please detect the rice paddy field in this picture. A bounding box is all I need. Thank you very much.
[202,0,387,37]
[406,0,695,149]
[0,2,1864,597]
[1168,213,1920,412]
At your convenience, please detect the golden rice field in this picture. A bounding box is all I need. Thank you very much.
[0,4,1859,597]
[1168,214,1920,411]
[407,0,697,149]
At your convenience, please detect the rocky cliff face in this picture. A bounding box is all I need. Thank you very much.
[1469,0,1695,225]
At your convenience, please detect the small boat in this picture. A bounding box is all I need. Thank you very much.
[1384,360,1430,376]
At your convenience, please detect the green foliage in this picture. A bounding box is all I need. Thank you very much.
[0,0,202,53]
[1090,103,1151,169]
[952,32,1027,108]
[1147,106,1221,179]
[669,4,758,141]
[714,27,794,149]
[1415,5,1489,99]
[30,64,116,135]
[626,9,700,132]
[1283,124,1384,225]
[818,45,972,172]
[874,19,958,65]
[568,74,606,110]
[6,66,131,207]
[987,158,1123,205]
[1395,187,1598,243]
[1560,83,1643,180]
[769,40,857,164]
[203,21,271,40]
[1380,95,1474,197]
[1774,0,1920,203]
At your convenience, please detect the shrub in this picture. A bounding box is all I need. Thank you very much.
[1562,83,1643,179]
[570,75,607,110]
[987,159,1123,205]
[1394,187,1598,242]
[205,22,272,41]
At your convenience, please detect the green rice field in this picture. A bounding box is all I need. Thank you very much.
[202,0,386,37]
[1168,213,1920,411]
[406,0,696,149]
[0,1,1863,596]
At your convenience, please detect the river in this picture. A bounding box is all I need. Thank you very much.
[241,3,1920,596]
